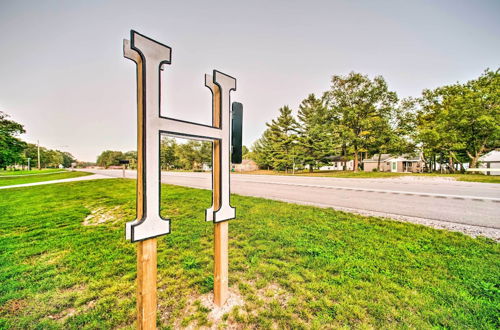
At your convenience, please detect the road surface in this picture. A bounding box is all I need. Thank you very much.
[81,169,500,237]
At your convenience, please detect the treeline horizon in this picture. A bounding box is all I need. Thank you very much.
[96,138,251,171]
[250,69,499,172]
[0,111,76,170]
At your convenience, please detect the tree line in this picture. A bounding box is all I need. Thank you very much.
[251,69,499,172]
[96,137,215,171]
[0,111,76,170]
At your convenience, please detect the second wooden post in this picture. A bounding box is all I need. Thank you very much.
[212,84,229,306]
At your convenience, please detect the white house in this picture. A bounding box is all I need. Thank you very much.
[319,156,354,171]
[479,150,500,176]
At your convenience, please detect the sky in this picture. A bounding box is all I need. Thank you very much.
[0,0,499,162]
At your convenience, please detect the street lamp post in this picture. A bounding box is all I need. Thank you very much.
[37,140,41,170]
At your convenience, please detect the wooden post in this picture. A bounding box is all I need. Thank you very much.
[214,222,228,306]
[137,238,157,329]
[212,83,229,306]
[134,52,158,329]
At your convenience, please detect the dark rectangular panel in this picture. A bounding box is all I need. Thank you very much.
[231,102,243,164]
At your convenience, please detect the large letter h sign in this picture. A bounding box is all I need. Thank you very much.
[123,31,238,242]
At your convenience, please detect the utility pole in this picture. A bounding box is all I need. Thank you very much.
[37,140,41,170]
[27,158,31,171]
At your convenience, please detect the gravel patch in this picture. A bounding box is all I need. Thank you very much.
[384,176,456,182]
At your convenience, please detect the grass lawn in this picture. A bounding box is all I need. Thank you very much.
[0,179,498,329]
[0,169,63,176]
[239,169,500,183]
[0,171,92,187]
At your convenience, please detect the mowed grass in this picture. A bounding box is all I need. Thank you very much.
[0,171,91,187]
[0,179,498,329]
[0,169,63,176]
[239,169,500,183]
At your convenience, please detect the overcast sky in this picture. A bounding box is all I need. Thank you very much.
[0,0,498,161]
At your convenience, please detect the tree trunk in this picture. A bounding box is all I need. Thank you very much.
[448,155,455,173]
[353,152,359,172]
[377,153,382,171]
[467,143,487,170]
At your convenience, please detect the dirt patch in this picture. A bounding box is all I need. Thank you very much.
[199,290,245,324]
[48,307,76,321]
[256,282,290,306]
[23,250,68,266]
[170,288,245,329]
[46,287,95,322]
[0,299,27,316]
[83,206,122,226]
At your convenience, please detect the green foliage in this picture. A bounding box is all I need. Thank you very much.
[24,144,76,169]
[415,69,499,171]
[250,128,274,169]
[0,112,26,169]
[297,94,336,171]
[266,106,299,171]
[96,150,126,168]
[253,69,498,174]
[252,73,404,173]
[173,139,211,171]
[325,72,399,171]
[0,180,498,328]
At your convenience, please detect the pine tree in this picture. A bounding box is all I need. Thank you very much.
[266,106,299,172]
[297,94,334,171]
[251,128,274,169]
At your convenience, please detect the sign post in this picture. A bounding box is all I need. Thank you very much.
[119,160,130,178]
[123,30,242,328]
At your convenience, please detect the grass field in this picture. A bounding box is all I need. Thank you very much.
[0,171,91,187]
[0,169,63,176]
[239,169,500,183]
[0,179,498,329]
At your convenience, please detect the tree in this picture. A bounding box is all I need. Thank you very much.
[160,137,178,169]
[266,106,299,172]
[241,145,249,159]
[60,151,76,168]
[296,94,335,171]
[251,128,274,169]
[326,72,398,171]
[444,69,499,168]
[0,111,26,169]
[123,151,138,169]
[415,69,499,171]
[174,140,211,170]
[96,150,125,168]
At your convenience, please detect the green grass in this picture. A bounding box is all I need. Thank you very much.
[0,179,498,329]
[0,169,63,176]
[0,171,91,187]
[239,169,500,183]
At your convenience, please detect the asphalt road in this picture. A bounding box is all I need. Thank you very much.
[82,169,500,231]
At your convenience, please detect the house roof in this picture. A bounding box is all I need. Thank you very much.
[362,154,392,163]
[325,155,349,162]
[480,150,500,162]
[363,153,422,163]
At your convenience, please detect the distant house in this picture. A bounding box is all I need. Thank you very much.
[319,156,354,171]
[232,159,259,172]
[363,154,424,173]
[479,150,500,176]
